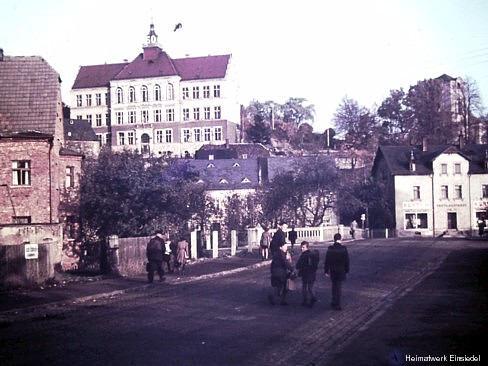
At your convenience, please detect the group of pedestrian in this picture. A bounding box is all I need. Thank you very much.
[265,223,350,310]
[145,230,189,283]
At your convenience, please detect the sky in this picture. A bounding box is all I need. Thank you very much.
[1,0,487,133]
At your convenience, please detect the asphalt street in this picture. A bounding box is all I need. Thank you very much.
[0,238,487,366]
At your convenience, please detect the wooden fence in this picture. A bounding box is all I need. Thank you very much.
[0,243,54,289]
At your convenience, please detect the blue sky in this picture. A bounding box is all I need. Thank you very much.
[1,0,487,132]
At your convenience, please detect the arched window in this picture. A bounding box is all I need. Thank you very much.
[141,85,148,102]
[154,85,161,101]
[167,83,174,100]
[129,87,136,103]
[116,88,123,104]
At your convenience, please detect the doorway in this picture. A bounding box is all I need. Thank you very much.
[141,133,150,154]
[447,212,457,230]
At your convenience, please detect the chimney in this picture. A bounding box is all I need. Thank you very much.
[0,48,4,61]
[409,150,416,172]
[459,133,465,150]
[422,137,428,152]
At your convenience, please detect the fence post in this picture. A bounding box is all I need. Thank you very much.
[190,230,198,260]
[338,224,344,239]
[212,230,219,258]
[231,230,237,256]
[248,227,258,253]
[205,233,211,250]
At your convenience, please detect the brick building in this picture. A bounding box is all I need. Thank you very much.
[0,50,83,285]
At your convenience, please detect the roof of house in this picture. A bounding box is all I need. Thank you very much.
[64,119,98,141]
[373,144,488,176]
[0,56,61,136]
[72,48,230,88]
[183,158,259,190]
[436,74,456,82]
[72,63,127,89]
[196,143,270,159]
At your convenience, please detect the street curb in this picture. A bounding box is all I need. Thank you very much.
[0,259,270,321]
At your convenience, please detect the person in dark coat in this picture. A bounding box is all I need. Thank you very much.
[288,226,298,253]
[270,223,287,257]
[295,241,319,307]
[324,233,349,310]
[268,241,294,306]
[146,230,166,283]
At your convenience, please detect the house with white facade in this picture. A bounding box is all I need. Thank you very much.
[70,23,240,157]
[372,142,488,237]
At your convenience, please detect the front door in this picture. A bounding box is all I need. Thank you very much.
[141,133,150,154]
[447,212,457,230]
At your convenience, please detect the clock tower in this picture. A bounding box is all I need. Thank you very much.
[143,22,161,61]
[146,22,158,45]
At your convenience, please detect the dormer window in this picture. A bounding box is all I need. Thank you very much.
[219,179,228,184]
[207,163,215,168]
[241,177,251,184]
[232,162,240,168]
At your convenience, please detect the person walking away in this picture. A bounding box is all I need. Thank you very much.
[288,226,298,253]
[146,230,166,283]
[260,227,272,260]
[163,237,173,273]
[268,242,295,306]
[295,241,319,307]
[324,233,349,310]
[270,223,287,257]
[350,220,358,239]
[176,237,189,274]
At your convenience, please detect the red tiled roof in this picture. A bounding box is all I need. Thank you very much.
[72,62,127,89]
[73,48,230,86]
[0,56,60,135]
[113,49,178,80]
[173,54,230,81]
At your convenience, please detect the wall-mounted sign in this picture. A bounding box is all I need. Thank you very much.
[25,243,39,259]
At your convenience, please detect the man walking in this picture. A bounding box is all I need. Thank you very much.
[295,241,319,307]
[146,230,166,283]
[324,233,349,310]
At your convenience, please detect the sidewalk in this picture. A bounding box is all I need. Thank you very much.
[0,250,267,315]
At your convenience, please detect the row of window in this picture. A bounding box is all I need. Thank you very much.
[114,106,222,125]
[116,127,223,146]
[114,84,221,105]
[440,163,462,175]
[75,113,110,127]
[115,84,221,103]
[412,184,488,200]
[75,84,222,107]
[11,161,75,188]
[76,93,109,107]
[77,106,222,127]
[412,184,465,200]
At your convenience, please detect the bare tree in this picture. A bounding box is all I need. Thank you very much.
[459,76,484,143]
